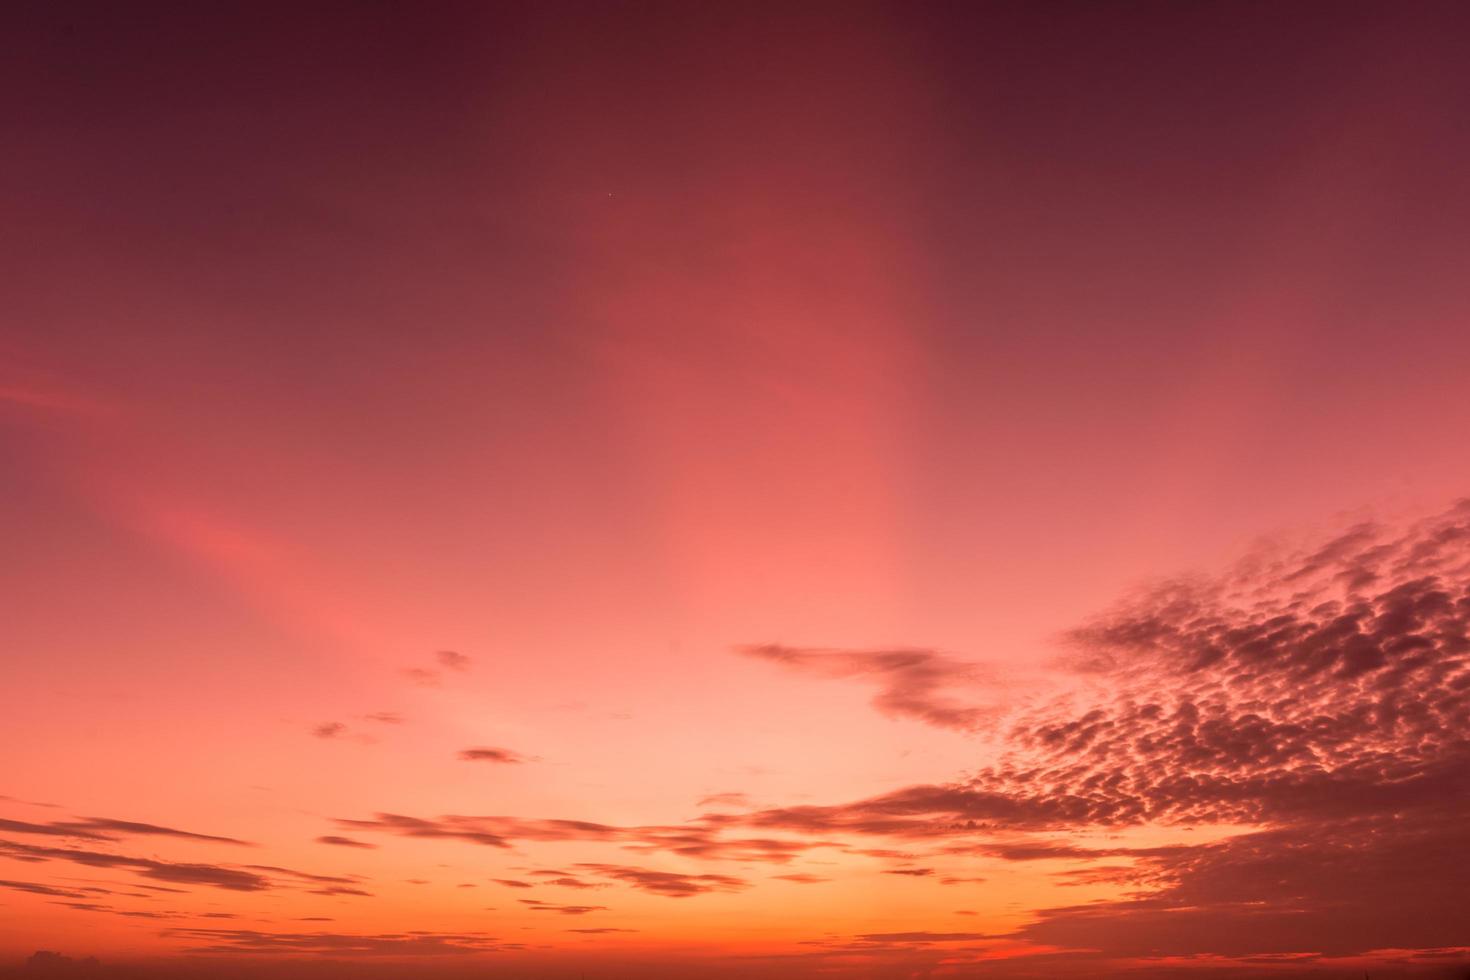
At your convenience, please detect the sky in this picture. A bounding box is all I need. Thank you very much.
[3,1,1470,977]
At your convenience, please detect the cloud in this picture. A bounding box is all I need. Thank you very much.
[0,817,251,846]
[63,819,252,846]
[315,836,376,849]
[731,501,1470,967]
[402,668,440,687]
[242,865,360,886]
[0,819,111,842]
[457,747,531,764]
[311,723,346,740]
[333,814,512,848]
[0,879,87,898]
[398,651,472,690]
[165,927,504,956]
[0,839,272,891]
[695,792,751,809]
[306,886,373,897]
[19,950,103,976]
[362,712,404,725]
[541,877,601,890]
[334,813,823,863]
[855,932,993,943]
[572,863,748,898]
[567,927,638,934]
[736,644,1002,733]
[435,650,471,671]
[491,879,533,888]
[517,899,607,915]
[771,873,829,883]
[881,868,933,877]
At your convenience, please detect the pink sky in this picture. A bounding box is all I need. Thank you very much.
[4,3,1470,977]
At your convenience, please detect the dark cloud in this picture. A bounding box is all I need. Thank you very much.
[540,877,600,890]
[490,879,533,888]
[0,879,87,898]
[571,863,747,898]
[334,813,822,863]
[19,951,102,975]
[398,651,471,690]
[567,927,638,934]
[334,814,511,848]
[242,865,359,885]
[734,501,1470,967]
[771,873,829,883]
[306,886,373,897]
[0,817,250,846]
[362,713,404,725]
[855,932,992,943]
[0,820,111,841]
[0,795,60,809]
[311,723,346,740]
[736,644,1001,733]
[0,839,271,891]
[64,819,252,846]
[314,836,376,849]
[401,668,440,687]
[517,899,607,916]
[881,868,933,877]
[165,927,503,956]
[434,650,471,672]
[457,747,530,764]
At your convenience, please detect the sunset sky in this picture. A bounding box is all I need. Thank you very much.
[4,2,1470,977]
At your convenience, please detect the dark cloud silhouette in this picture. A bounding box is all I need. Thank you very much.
[732,501,1470,968]
[334,813,822,863]
[401,668,440,687]
[306,886,373,897]
[434,650,471,672]
[517,899,607,916]
[311,723,346,740]
[520,870,602,890]
[457,747,530,764]
[540,877,599,890]
[0,820,111,841]
[19,951,102,976]
[490,879,533,888]
[736,644,1001,733]
[571,863,747,898]
[66,819,252,846]
[397,651,471,690]
[0,817,250,846]
[0,840,271,891]
[0,879,87,898]
[243,865,360,885]
[165,927,503,956]
[362,713,404,725]
[855,932,992,943]
[315,836,376,849]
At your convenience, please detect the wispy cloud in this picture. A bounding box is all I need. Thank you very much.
[736,644,1003,733]
[458,747,533,764]
[314,836,377,850]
